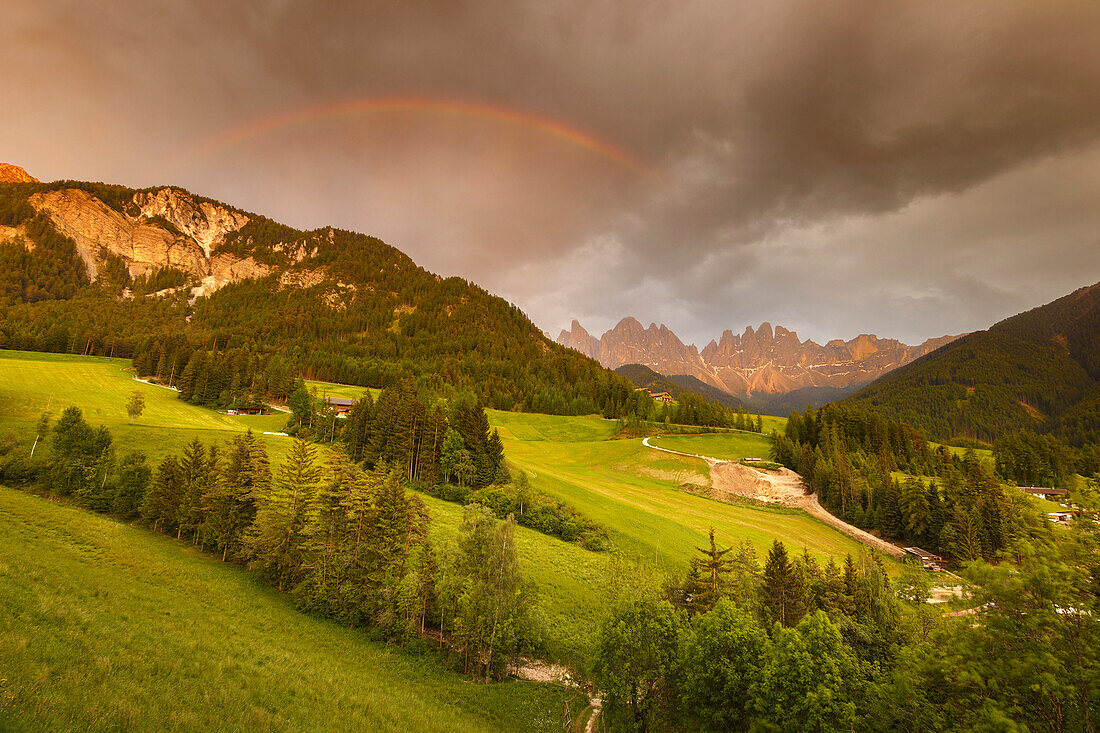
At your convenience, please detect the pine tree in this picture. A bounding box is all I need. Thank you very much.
[142,455,183,535]
[297,445,356,614]
[900,476,931,541]
[249,436,321,589]
[689,528,732,613]
[175,438,208,541]
[762,540,807,627]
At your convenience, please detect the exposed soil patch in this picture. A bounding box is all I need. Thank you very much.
[643,437,906,558]
[509,658,575,685]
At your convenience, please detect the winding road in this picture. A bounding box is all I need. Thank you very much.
[642,437,906,559]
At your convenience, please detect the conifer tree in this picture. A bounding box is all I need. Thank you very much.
[297,445,356,613]
[175,437,208,541]
[142,455,183,534]
[250,436,321,589]
[762,540,807,627]
[112,451,151,519]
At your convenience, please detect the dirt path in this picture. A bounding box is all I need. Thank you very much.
[643,438,906,559]
[509,659,603,731]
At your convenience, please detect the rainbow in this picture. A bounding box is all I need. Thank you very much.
[173,96,652,175]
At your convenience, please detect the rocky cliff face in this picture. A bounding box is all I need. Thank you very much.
[558,318,959,396]
[23,185,269,295]
[133,188,250,259]
[0,163,37,183]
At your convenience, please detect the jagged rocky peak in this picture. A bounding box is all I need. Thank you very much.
[557,316,961,396]
[0,163,37,183]
[557,320,599,359]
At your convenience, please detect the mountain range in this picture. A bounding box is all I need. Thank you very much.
[557,317,958,399]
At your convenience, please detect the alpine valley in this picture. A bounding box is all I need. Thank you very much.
[2,163,1099,733]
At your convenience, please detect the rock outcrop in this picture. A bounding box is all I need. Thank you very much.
[24,186,270,295]
[0,163,37,183]
[29,188,206,280]
[558,318,959,396]
[133,188,249,258]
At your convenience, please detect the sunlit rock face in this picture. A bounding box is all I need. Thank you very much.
[558,318,958,396]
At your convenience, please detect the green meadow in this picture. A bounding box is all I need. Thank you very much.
[304,378,379,402]
[0,487,584,732]
[488,410,901,576]
[0,349,906,714]
[0,350,290,465]
[649,430,774,461]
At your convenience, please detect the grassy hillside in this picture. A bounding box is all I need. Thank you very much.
[0,487,583,732]
[845,281,1100,445]
[304,378,379,402]
[0,350,902,673]
[0,349,606,666]
[0,350,289,464]
[488,411,898,574]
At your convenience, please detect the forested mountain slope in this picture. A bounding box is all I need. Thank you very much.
[845,281,1100,445]
[0,170,633,415]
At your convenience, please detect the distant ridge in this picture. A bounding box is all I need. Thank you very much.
[846,280,1100,445]
[559,317,958,398]
[614,364,747,410]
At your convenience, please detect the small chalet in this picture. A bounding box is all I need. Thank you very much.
[904,546,944,571]
[1018,486,1069,500]
[325,397,357,418]
[1047,512,1074,524]
[651,391,674,404]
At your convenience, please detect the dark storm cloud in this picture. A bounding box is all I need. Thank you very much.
[3,0,1099,344]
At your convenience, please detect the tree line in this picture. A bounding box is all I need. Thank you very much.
[770,405,1052,562]
[592,526,1100,732]
[613,387,766,434]
[293,379,611,549]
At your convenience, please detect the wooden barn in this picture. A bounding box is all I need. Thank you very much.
[904,546,945,571]
[1018,486,1069,500]
[325,397,357,418]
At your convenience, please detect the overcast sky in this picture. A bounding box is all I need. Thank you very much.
[4,0,1100,346]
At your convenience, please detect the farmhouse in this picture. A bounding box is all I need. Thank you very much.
[1018,486,1069,500]
[325,397,357,418]
[651,391,674,403]
[904,546,944,571]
